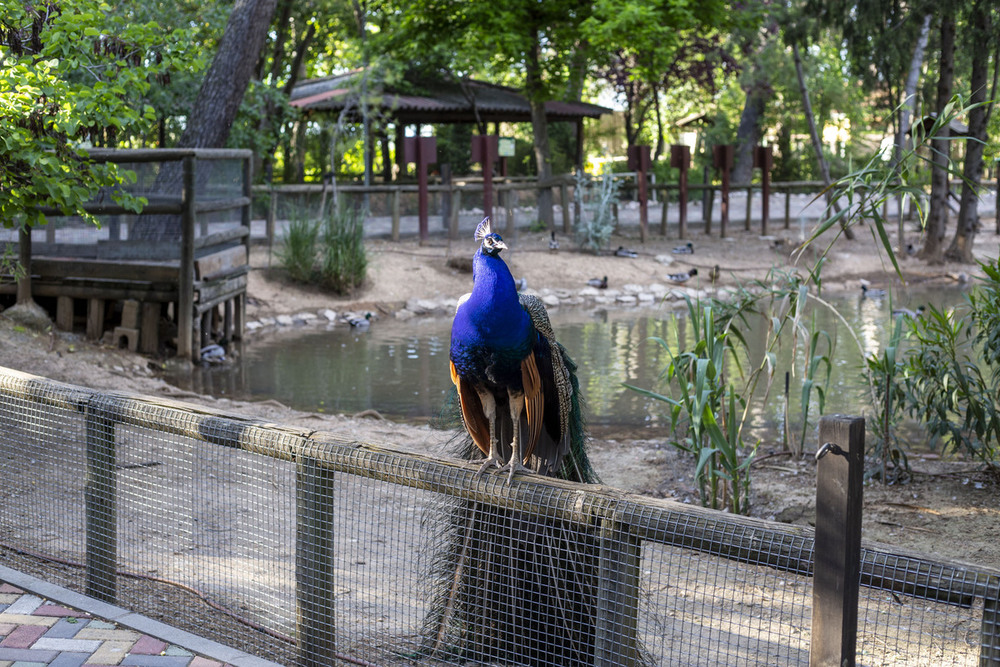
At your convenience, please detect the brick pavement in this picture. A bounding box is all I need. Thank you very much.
[0,569,280,667]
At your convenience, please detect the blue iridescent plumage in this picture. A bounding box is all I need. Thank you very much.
[449,218,593,483]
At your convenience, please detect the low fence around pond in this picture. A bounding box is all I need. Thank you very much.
[252,175,999,244]
[1,365,998,665]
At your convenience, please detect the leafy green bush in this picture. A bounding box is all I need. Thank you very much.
[896,261,1000,474]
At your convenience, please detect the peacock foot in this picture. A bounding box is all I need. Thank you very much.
[475,454,504,476]
[499,457,529,485]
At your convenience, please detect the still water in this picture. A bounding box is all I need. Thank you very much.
[176,285,970,438]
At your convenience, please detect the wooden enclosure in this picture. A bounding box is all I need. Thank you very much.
[1,148,252,360]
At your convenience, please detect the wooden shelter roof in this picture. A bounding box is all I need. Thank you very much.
[289,70,612,125]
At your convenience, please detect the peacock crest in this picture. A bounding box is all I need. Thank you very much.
[474,217,492,242]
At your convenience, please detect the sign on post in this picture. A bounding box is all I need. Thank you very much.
[713,144,734,238]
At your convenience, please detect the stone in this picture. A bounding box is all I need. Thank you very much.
[578,286,601,297]
[654,254,676,266]
[293,312,318,324]
[616,295,638,305]
[541,294,560,307]
[394,309,415,321]
[637,292,655,303]
[319,309,338,322]
[258,316,276,327]
[245,321,262,332]
[622,283,643,295]
[275,314,294,326]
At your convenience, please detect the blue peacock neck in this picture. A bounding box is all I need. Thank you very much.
[465,248,530,347]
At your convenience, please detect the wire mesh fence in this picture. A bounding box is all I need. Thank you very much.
[1,366,998,666]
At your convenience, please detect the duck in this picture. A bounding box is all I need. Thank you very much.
[893,305,926,318]
[343,312,373,329]
[861,283,887,299]
[549,231,559,252]
[515,277,528,291]
[708,265,720,284]
[666,268,698,285]
[587,276,608,289]
[614,246,638,258]
[200,344,226,365]
[671,242,694,255]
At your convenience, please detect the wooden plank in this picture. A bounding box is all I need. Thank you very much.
[32,258,179,283]
[193,196,251,214]
[0,280,178,302]
[195,269,248,303]
[595,518,640,666]
[195,245,247,281]
[178,155,196,360]
[194,225,250,250]
[811,415,865,667]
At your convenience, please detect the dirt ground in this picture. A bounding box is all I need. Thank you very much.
[2,218,1000,574]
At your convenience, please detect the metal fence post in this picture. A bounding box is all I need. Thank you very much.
[595,517,640,666]
[85,396,117,603]
[296,455,336,667]
[981,582,1000,665]
[178,155,196,360]
[811,415,865,667]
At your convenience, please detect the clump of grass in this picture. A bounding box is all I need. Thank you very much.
[277,213,319,283]
[277,205,367,294]
[318,204,367,294]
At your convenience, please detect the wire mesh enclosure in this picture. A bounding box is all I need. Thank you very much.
[0,366,997,666]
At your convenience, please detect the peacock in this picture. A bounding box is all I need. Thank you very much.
[448,217,593,484]
[423,218,616,666]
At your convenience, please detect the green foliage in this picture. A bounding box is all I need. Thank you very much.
[278,205,367,295]
[0,0,194,226]
[893,264,1000,474]
[626,300,756,514]
[278,213,320,283]
[574,169,619,253]
[318,205,367,294]
[863,317,910,483]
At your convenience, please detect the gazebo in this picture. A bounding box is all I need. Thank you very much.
[288,69,612,176]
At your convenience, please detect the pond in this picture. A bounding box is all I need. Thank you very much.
[172,284,970,442]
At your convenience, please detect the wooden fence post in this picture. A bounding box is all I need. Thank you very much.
[595,518,640,666]
[178,155,196,361]
[745,185,753,231]
[811,414,865,667]
[391,189,401,242]
[296,455,336,667]
[85,396,117,603]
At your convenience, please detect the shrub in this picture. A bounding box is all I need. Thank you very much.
[318,205,368,294]
[278,213,320,283]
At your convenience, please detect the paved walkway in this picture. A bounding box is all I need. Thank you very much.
[0,566,278,667]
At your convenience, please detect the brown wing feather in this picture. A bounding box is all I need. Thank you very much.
[450,361,491,455]
[520,353,544,462]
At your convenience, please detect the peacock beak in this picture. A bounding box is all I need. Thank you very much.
[495,240,508,251]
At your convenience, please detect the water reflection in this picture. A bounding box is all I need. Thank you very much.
[172,285,969,439]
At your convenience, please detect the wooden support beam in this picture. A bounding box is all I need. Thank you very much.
[140,303,160,355]
[86,299,105,341]
[811,415,865,667]
[56,296,74,331]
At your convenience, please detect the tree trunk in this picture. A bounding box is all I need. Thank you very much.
[132,0,279,240]
[893,14,931,252]
[946,0,991,262]
[921,11,955,264]
[526,32,554,228]
[731,80,769,185]
[792,42,854,240]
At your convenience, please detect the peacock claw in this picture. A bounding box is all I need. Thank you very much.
[500,458,529,485]
[476,455,503,476]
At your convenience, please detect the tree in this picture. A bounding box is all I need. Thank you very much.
[1,0,184,228]
[921,9,956,264]
[131,0,280,240]
[946,0,996,262]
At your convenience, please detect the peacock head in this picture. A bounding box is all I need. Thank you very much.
[474,217,507,257]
